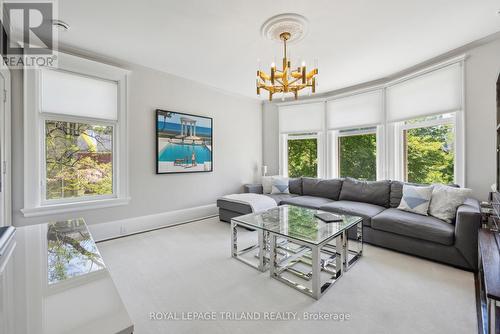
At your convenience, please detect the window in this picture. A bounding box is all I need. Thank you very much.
[45,120,113,200]
[286,134,318,178]
[338,128,377,180]
[22,53,129,217]
[402,113,455,184]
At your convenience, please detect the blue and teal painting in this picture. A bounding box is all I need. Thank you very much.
[156,110,213,173]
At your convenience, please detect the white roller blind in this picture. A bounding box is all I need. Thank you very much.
[41,69,118,120]
[279,102,324,133]
[386,63,462,122]
[326,89,383,129]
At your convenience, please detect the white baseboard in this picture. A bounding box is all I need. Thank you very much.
[89,204,218,242]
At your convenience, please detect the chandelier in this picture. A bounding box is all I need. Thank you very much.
[256,31,318,101]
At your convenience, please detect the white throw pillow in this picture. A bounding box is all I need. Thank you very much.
[262,176,273,194]
[397,184,433,216]
[271,176,290,194]
[429,185,472,223]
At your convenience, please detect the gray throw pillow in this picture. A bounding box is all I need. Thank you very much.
[397,184,433,216]
[429,184,472,223]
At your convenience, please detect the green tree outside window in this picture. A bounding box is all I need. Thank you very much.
[287,138,318,178]
[45,120,113,200]
[405,124,454,184]
[338,133,377,181]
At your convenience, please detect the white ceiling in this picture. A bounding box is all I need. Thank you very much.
[57,0,500,99]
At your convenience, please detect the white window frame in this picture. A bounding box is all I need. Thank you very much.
[332,126,382,181]
[22,52,130,217]
[395,112,459,184]
[280,132,323,178]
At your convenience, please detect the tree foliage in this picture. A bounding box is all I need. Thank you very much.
[339,134,376,181]
[45,121,113,200]
[286,123,454,185]
[406,124,454,184]
[288,138,318,178]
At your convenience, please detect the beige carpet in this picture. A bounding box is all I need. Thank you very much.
[98,217,477,334]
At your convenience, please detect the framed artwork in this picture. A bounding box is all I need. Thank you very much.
[156,109,213,174]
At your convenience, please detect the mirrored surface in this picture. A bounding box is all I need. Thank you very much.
[233,205,362,245]
[2,219,133,334]
[47,219,105,284]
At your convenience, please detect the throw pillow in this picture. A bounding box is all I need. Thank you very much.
[397,184,433,216]
[429,184,472,223]
[271,176,290,194]
[262,176,273,194]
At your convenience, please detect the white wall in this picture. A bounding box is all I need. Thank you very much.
[11,54,262,227]
[262,102,279,176]
[262,34,500,200]
[463,38,500,200]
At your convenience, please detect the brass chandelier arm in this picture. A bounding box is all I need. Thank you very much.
[307,68,319,79]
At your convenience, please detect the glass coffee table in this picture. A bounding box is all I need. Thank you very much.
[231,205,363,299]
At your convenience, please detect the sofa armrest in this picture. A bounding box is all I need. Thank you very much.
[244,184,263,194]
[454,198,481,270]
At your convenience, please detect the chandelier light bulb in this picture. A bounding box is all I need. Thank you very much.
[301,60,306,67]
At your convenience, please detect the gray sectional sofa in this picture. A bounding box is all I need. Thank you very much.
[217,177,481,271]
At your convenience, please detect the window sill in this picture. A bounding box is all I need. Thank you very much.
[21,197,131,218]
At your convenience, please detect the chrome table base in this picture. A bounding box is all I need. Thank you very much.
[230,219,363,300]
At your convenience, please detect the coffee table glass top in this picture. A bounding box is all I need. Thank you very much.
[232,205,362,245]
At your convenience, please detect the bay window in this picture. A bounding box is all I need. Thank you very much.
[275,57,464,186]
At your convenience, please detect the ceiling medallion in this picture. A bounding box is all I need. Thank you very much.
[257,14,318,101]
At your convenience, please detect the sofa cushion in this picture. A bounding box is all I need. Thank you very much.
[281,195,334,209]
[289,178,302,195]
[264,193,299,205]
[390,181,408,208]
[339,178,391,207]
[302,177,343,200]
[216,199,253,214]
[371,208,455,246]
[319,201,385,227]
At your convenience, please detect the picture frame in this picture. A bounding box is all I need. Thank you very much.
[156,109,213,174]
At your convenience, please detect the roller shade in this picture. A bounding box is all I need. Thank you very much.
[279,102,324,133]
[41,68,118,120]
[386,63,462,122]
[326,89,383,129]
